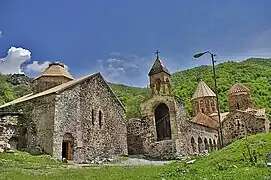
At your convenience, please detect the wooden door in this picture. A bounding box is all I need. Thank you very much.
[66,141,71,160]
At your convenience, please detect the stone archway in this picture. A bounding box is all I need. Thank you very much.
[209,138,213,151]
[198,137,203,153]
[154,103,171,141]
[213,139,217,150]
[204,138,209,151]
[191,137,197,153]
[62,133,74,160]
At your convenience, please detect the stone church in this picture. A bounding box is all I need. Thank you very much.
[0,54,270,162]
[0,62,127,162]
[127,54,270,159]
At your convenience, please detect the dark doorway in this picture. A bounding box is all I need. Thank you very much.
[62,133,74,160]
[154,103,171,141]
[62,141,67,159]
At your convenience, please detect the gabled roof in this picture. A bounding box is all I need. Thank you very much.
[191,81,216,100]
[34,62,74,80]
[148,57,170,76]
[0,73,125,110]
[191,112,219,129]
[228,83,250,96]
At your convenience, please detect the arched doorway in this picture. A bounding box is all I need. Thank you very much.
[62,133,74,160]
[154,103,171,141]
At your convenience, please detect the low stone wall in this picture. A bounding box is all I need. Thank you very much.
[146,139,177,159]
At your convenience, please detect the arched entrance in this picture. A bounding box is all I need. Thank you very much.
[62,133,74,160]
[154,103,171,141]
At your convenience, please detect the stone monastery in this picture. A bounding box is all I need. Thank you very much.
[0,55,269,162]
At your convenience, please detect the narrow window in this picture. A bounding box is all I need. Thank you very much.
[92,109,94,125]
[236,103,240,109]
[201,108,204,113]
[99,110,102,128]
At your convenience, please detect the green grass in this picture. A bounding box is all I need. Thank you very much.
[1,133,271,180]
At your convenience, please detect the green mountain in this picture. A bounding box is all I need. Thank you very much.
[0,58,270,119]
[110,58,271,119]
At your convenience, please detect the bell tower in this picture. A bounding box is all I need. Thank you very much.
[148,50,172,96]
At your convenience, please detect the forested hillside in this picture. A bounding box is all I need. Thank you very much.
[172,58,271,118]
[0,58,270,119]
[111,58,271,119]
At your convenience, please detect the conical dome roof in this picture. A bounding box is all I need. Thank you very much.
[228,83,250,95]
[148,57,170,76]
[191,81,216,100]
[34,62,74,80]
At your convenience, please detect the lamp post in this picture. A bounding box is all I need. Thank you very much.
[193,51,224,148]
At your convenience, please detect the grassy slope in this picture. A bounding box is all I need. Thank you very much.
[1,133,271,180]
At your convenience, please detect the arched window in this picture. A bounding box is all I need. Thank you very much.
[99,110,102,128]
[92,109,95,125]
[201,108,204,113]
[156,79,161,94]
[210,99,216,112]
[195,101,200,114]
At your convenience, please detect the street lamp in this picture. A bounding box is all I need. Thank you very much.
[193,51,224,149]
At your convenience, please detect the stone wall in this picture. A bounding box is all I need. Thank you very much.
[53,74,127,162]
[0,115,19,141]
[127,118,148,155]
[192,96,217,116]
[222,110,268,146]
[185,121,218,154]
[1,93,56,155]
[33,76,71,94]
[228,94,253,112]
[127,95,187,159]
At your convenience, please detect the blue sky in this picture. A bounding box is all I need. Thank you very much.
[0,0,271,87]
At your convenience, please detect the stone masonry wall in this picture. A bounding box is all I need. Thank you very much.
[1,94,56,155]
[185,121,218,154]
[2,95,56,155]
[128,95,187,159]
[222,111,267,146]
[53,74,127,162]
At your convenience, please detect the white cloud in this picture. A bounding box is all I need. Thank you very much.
[97,52,151,87]
[0,47,31,74]
[25,61,51,73]
[25,60,69,73]
[0,30,2,38]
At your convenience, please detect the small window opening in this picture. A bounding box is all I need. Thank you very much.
[201,108,204,113]
[236,103,240,109]
[99,110,102,128]
[237,120,240,130]
[92,109,94,125]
